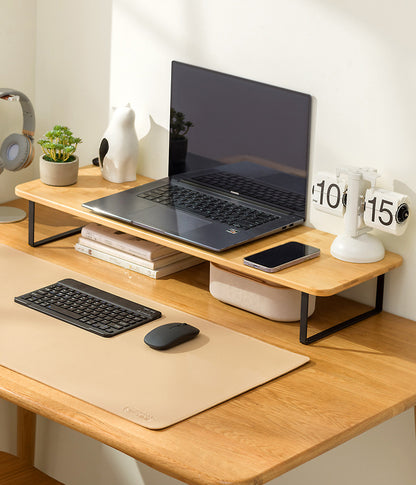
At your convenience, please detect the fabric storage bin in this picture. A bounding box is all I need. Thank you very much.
[209,263,316,322]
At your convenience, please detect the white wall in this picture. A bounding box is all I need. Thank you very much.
[111,0,416,321]
[0,0,112,203]
[0,0,37,203]
[2,1,416,484]
[34,0,113,171]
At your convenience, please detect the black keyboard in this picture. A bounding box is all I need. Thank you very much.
[138,184,279,230]
[15,278,162,337]
[191,172,305,214]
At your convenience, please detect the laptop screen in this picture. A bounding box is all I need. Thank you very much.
[168,61,312,218]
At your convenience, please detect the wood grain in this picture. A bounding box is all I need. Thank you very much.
[1,197,415,485]
[0,451,63,484]
[15,166,403,296]
[17,407,36,464]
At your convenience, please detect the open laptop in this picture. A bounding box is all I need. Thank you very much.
[83,61,312,252]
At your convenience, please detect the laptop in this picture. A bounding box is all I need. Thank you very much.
[83,61,312,252]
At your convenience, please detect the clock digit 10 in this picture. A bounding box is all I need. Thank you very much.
[311,173,346,216]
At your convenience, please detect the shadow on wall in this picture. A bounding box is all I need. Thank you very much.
[394,180,416,204]
[313,0,416,50]
[136,461,185,485]
[138,115,169,179]
[115,0,205,57]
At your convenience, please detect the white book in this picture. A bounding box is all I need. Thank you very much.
[81,223,178,261]
[75,243,202,279]
[77,237,194,270]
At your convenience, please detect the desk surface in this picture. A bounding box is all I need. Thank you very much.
[16,166,402,296]
[1,242,309,430]
[4,173,416,485]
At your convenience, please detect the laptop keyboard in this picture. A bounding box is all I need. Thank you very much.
[138,184,279,230]
[192,172,305,214]
[15,278,162,337]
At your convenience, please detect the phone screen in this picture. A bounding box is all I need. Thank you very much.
[244,242,320,272]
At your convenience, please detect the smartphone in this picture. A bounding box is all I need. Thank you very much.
[243,241,320,273]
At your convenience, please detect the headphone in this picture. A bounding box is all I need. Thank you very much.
[0,88,35,175]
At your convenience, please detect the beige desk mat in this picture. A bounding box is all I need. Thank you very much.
[0,244,309,429]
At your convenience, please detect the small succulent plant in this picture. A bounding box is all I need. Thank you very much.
[38,125,82,162]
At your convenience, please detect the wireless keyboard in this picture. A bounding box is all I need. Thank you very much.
[15,278,162,337]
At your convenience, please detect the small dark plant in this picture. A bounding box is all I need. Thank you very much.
[170,108,194,140]
[38,125,82,163]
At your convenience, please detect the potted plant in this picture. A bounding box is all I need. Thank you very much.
[169,108,193,175]
[38,125,82,186]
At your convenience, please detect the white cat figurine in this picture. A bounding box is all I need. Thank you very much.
[99,104,139,183]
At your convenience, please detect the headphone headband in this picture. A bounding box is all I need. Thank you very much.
[0,88,35,136]
[0,88,35,172]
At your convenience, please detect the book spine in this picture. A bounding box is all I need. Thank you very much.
[75,243,158,278]
[78,237,156,269]
[78,237,192,270]
[81,225,154,260]
[76,243,202,279]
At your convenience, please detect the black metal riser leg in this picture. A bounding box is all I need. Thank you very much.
[299,274,385,345]
[28,201,83,247]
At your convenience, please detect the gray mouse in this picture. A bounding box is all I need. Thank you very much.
[144,322,200,350]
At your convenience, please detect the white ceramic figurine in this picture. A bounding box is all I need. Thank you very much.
[99,104,139,183]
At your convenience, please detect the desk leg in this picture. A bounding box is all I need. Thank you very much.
[414,407,416,440]
[17,407,36,465]
[299,274,385,345]
[28,201,83,247]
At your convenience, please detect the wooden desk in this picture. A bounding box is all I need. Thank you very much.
[1,169,415,484]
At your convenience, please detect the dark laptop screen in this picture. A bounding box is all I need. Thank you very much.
[168,61,312,218]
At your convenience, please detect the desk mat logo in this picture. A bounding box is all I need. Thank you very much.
[123,406,155,422]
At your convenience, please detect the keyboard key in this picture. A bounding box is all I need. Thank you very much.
[49,304,81,320]
[138,184,279,230]
[192,172,305,213]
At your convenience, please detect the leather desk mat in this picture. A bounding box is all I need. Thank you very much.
[1,244,309,429]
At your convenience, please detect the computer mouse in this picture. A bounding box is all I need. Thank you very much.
[144,322,200,350]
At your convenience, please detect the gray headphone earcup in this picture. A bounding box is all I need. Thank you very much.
[0,133,33,171]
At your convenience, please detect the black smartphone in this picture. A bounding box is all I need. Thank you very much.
[243,241,320,273]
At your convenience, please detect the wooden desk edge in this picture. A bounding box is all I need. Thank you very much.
[1,363,415,485]
[0,366,209,484]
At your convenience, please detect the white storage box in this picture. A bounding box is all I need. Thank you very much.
[209,263,316,322]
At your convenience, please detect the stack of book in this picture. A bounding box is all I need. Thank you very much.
[75,223,202,279]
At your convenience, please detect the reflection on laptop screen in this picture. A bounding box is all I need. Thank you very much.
[169,61,312,219]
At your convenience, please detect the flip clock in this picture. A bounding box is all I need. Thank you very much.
[311,167,410,263]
